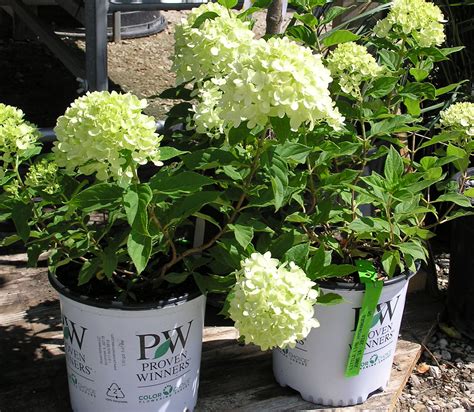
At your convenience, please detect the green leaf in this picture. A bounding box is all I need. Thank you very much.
[193,272,235,294]
[400,82,436,100]
[381,250,400,278]
[435,80,468,97]
[294,13,318,27]
[270,116,291,141]
[317,264,357,279]
[193,211,221,229]
[464,188,474,198]
[317,292,343,306]
[27,243,43,267]
[440,46,465,56]
[322,30,360,47]
[191,11,219,28]
[167,191,220,223]
[183,148,236,170]
[270,231,295,260]
[149,171,214,194]
[159,147,189,161]
[275,142,312,164]
[78,259,100,286]
[286,25,316,46]
[404,97,421,117]
[70,183,123,213]
[262,151,288,211]
[396,242,427,263]
[228,224,254,249]
[434,193,472,208]
[163,272,190,284]
[321,6,349,25]
[384,147,404,183]
[102,247,118,278]
[124,184,152,235]
[283,242,309,268]
[447,144,469,172]
[285,212,311,223]
[218,0,237,8]
[306,244,330,278]
[367,77,398,98]
[409,68,429,82]
[154,339,171,359]
[11,201,32,242]
[222,165,244,181]
[0,234,20,247]
[378,49,399,71]
[127,231,152,274]
[419,131,459,149]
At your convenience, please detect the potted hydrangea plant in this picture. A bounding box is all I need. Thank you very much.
[165,0,473,406]
[1,0,472,410]
[0,4,343,411]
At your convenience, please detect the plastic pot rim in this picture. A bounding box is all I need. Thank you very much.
[48,271,202,311]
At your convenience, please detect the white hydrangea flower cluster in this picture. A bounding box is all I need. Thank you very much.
[374,0,445,47]
[173,3,255,85]
[53,91,162,184]
[327,42,383,99]
[25,159,61,195]
[0,103,40,170]
[229,252,320,350]
[218,37,344,132]
[440,102,474,136]
[191,80,225,136]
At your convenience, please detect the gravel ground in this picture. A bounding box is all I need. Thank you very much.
[397,254,474,411]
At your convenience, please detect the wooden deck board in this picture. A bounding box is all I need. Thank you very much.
[0,253,440,411]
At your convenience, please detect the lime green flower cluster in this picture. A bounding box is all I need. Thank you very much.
[374,0,445,47]
[25,159,61,195]
[0,103,40,172]
[327,42,383,99]
[173,2,255,85]
[53,91,162,184]
[440,102,474,137]
[191,80,225,137]
[229,252,320,350]
[218,37,344,132]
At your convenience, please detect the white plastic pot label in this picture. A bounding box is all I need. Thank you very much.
[273,277,411,406]
[59,294,206,412]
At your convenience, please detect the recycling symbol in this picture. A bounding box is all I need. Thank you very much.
[162,385,173,396]
[106,383,125,399]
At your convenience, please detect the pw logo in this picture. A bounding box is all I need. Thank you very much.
[137,320,194,360]
[351,294,401,332]
[63,315,87,350]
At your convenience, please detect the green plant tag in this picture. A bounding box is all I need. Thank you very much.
[345,260,383,378]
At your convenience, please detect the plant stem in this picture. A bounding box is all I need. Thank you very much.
[157,127,268,281]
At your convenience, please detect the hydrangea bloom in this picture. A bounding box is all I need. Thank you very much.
[374,0,445,47]
[440,102,474,136]
[173,3,255,84]
[229,252,320,350]
[25,159,61,195]
[215,37,344,132]
[327,42,383,99]
[191,80,225,136]
[53,91,162,184]
[0,103,40,169]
